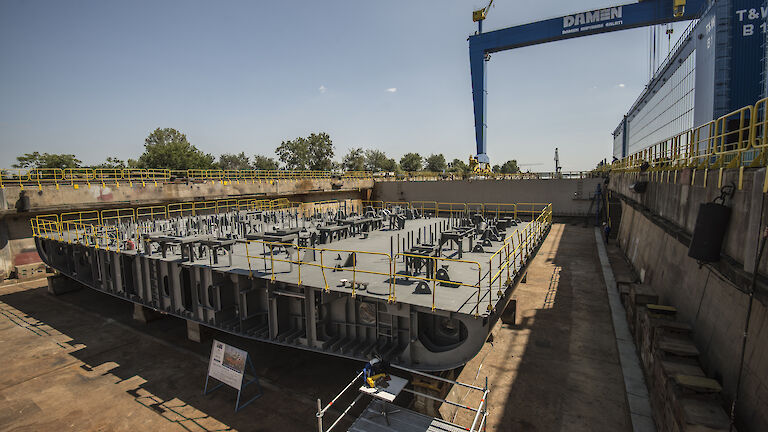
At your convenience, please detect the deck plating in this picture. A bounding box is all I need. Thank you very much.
[33,200,551,371]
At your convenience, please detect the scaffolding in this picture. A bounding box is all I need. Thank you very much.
[316,364,489,432]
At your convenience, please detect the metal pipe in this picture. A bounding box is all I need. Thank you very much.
[316,399,323,432]
[326,393,363,432]
[273,289,305,299]
[469,390,488,432]
[475,411,488,432]
[401,388,478,412]
[320,371,363,415]
[391,365,485,392]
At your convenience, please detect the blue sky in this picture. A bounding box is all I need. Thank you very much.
[0,0,689,171]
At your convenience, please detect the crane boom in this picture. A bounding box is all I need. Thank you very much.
[469,0,706,164]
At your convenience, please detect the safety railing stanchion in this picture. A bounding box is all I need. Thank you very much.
[297,245,302,286]
[245,241,253,278]
[269,245,275,281]
[321,251,329,292]
[316,371,364,432]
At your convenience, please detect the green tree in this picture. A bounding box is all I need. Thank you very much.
[275,137,309,170]
[252,155,279,170]
[218,152,251,171]
[499,159,520,174]
[492,164,501,173]
[136,128,215,170]
[276,132,335,170]
[342,148,366,171]
[449,158,468,174]
[424,154,447,172]
[13,152,82,169]
[365,150,397,172]
[93,157,126,169]
[399,153,422,172]
[306,132,334,170]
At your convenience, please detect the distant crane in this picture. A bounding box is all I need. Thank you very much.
[554,148,561,174]
[472,0,495,33]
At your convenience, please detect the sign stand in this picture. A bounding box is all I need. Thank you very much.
[203,339,263,412]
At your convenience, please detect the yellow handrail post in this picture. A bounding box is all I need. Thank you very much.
[431,262,437,311]
[351,253,357,298]
[321,251,329,292]
[388,257,395,303]
[297,245,302,286]
[269,245,275,282]
[245,241,253,278]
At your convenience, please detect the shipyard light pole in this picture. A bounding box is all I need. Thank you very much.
[469,0,706,169]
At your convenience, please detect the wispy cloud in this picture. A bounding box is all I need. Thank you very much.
[318,85,327,93]
[617,83,626,88]
[386,88,397,93]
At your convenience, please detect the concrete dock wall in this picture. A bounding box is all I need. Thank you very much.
[373,178,604,217]
[0,178,373,280]
[610,168,768,431]
[0,177,374,214]
[609,168,768,275]
[617,201,768,431]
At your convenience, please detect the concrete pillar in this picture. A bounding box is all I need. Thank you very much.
[186,320,202,343]
[501,298,517,325]
[132,303,163,324]
[305,287,317,348]
[47,274,83,296]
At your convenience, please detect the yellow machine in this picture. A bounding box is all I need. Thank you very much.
[469,155,492,176]
[366,373,388,388]
[673,0,687,17]
[472,0,494,22]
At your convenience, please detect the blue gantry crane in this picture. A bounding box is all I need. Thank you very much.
[468,0,707,170]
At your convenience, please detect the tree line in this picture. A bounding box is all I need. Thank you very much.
[12,127,521,174]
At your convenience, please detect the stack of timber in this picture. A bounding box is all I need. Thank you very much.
[623,284,733,432]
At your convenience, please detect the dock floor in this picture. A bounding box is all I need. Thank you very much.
[447,223,633,431]
[0,223,633,431]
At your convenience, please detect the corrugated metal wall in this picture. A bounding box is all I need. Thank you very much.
[626,52,697,155]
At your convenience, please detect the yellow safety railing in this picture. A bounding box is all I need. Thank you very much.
[237,198,271,211]
[466,203,485,214]
[101,208,136,225]
[1,168,374,189]
[748,97,768,169]
[32,199,553,314]
[60,210,100,226]
[33,214,61,239]
[410,201,438,216]
[436,202,468,218]
[361,200,384,210]
[137,205,168,220]
[481,203,517,219]
[242,240,394,301]
[168,202,195,218]
[384,201,410,210]
[299,200,344,217]
[487,203,552,312]
[395,253,482,312]
[515,203,550,220]
[605,96,768,189]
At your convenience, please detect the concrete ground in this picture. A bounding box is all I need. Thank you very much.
[0,278,363,432]
[447,223,633,431]
[0,222,633,431]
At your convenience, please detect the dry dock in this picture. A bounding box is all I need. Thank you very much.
[0,223,633,431]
